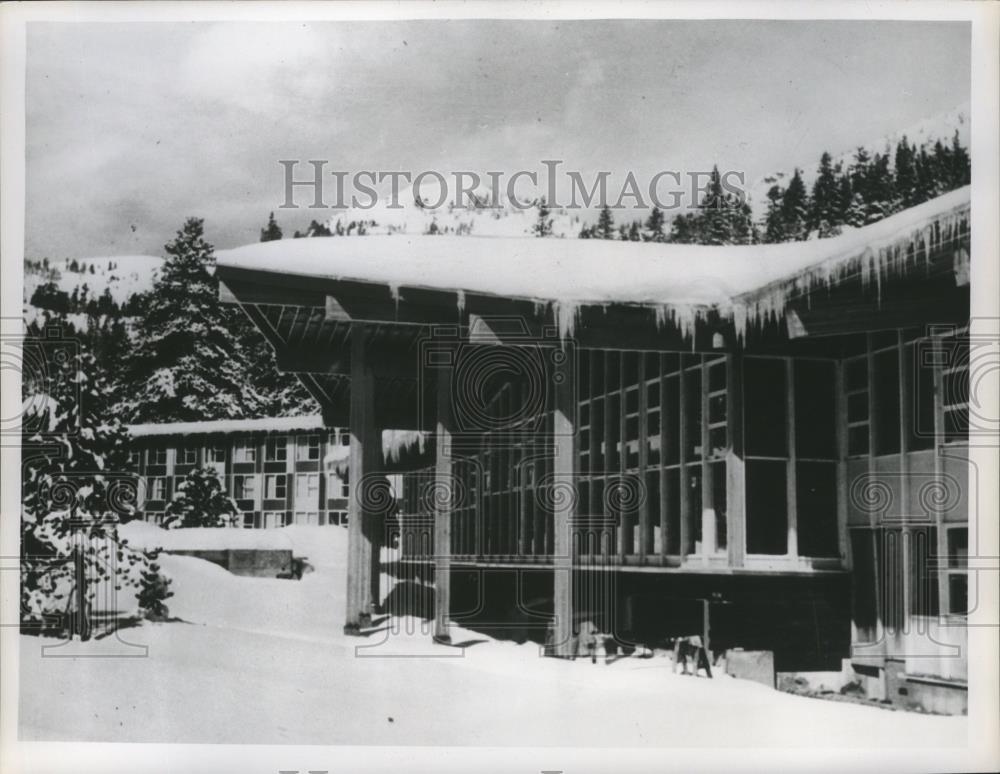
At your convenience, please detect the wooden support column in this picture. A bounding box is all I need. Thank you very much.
[786,358,799,560]
[835,360,850,566]
[344,324,379,635]
[552,347,578,658]
[726,353,746,568]
[434,368,453,644]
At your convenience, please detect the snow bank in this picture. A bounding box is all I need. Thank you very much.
[21,521,967,747]
[119,521,349,568]
[119,521,296,552]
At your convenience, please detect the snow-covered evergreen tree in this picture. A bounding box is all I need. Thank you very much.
[762,184,786,243]
[163,468,238,529]
[21,331,172,634]
[595,205,615,240]
[122,218,266,422]
[643,207,666,242]
[260,212,283,242]
[533,198,553,237]
[780,169,809,241]
[809,152,841,237]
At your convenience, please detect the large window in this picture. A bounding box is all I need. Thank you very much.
[295,473,320,502]
[264,474,287,500]
[743,357,839,558]
[297,435,321,461]
[147,476,167,501]
[872,347,901,455]
[946,526,968,615]
[265,437,287,462]
[942,336,970,444]
[744,358,788,555]
[795,360,839,558]
[233,474,257,500]
[746,460,787,555]
[234,440,256,463]
[328,472,350,499]
[845,356,869,456]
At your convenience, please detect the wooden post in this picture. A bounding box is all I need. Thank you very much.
[552,346,578,658]
[786,358,798,560]
[434,365,453,644]
[344,324,379,635]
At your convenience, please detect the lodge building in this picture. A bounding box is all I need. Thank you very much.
[215,185,976,713]
[128,416,356,528]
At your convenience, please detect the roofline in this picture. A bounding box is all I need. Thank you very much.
[127,415,329,439]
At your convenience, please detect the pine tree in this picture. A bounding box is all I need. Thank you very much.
[21,332,172,633]
[949,130,970,188]
[163,468,238,529]
[696,166,731,245]
[533,198,553,237]
[668,213,696,244]
[308,219,332,237]
[123,218,266,421]
[864,152,895,223]
[781,169,809,241]
[727,199,757,245]
[260,212,282,242]
[894,138,918,209]
[628,221,641,242]
[595,206,615,240]
[762,184,786,243]
[809,152,841,237]
[643,207,666,242]
[835,171,853,226]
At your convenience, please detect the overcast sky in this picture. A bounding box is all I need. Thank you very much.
[26,19,969,260]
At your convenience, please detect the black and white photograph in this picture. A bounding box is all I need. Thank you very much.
[1,2,998,772]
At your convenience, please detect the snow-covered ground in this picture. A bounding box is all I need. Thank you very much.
[19,525,965,746]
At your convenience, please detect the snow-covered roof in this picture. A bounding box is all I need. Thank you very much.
[128,415,328,438]
[216,186,969,339]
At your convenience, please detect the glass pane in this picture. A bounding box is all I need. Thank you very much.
[664,376,680,465]
[709,392,727,424]
[666,468,681,555]
[746,460,788,555]
[846,358,868,391]
[848,391,869,422]
[645,470,660,555]
[944,407,969,444]
[744,358,787,457]
[710,460,727,552]
[708,361,727,392]
[796,461,838,557]
[948,528,968,568]
[848,425,869,456]
[607,394,621,470]
[909,527,939,617]
[948,574,968,615]
[684,368,702,459]
[873,348,901,455]
[709,426,727,458]
[907,343,935,451]
[646,379,660,409]
[795,361,836,459]
[686,465,702,553]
